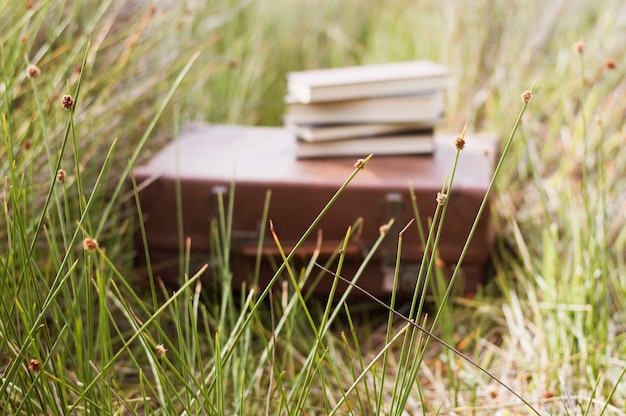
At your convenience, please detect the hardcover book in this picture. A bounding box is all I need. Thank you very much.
[287,60,449,103]
[284,92,445,124]
[296,130,434,159]
[284,121,439,142]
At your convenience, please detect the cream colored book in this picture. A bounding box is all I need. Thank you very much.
[287,60,448,103]
[284,121,440,142]
[284,91,445,124]
[296,131,434,159]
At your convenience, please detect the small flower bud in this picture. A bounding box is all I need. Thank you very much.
[521,90,532,103]
[354,158,366,169]
[604,58,616,70]
[574,38,584,54]
[83,237,99,252]
[56,169,66,183]
[454,136,465,150]
[60,94,74,110]
[156,344,167,357]
[28,359,41,372]
[487,385,499,399]
[26,64,41,79]
[436,192,447,206]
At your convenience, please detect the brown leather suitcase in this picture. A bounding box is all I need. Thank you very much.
[131,123,498,298]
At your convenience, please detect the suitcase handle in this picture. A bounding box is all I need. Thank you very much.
[239,240,363,259]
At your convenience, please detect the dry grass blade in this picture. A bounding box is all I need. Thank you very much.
[313,262,542,416]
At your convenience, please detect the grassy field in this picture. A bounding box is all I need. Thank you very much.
[1,0,626,414]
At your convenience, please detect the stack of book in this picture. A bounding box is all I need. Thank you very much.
[283,60,449,159]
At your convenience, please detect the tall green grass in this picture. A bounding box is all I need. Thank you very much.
[1,0,625,414]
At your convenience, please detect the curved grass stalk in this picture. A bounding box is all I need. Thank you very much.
[314,262,541,415]
[196,154,374,398]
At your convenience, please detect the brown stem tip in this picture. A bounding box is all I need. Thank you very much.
[155,344,167,357]
[60,94,74,110]
[56,169,66,183]
[604,58,616,70]
[26,64,41,79]
[454,136,465,150]
[82,237,99,251]
[574,38,584,54]
[28,359,41,372]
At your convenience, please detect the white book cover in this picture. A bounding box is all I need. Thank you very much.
[284,91,445,124]
[296,132,434,159]
[284,121,438,142]
[287,60,448,103]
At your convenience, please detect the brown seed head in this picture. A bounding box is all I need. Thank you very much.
[521,90,532,103]
[379,224,389,236]
[60,94,74,110]
[156,344,167,357]
[28,359,41,372]
[26,64,41,79]
[354,158,366,169]
[56,169,66,183]
[436,192,447,206]
[575,38,584,54]
[454,136,465,150]
[604,58,617,70]
[83,237,99,252]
